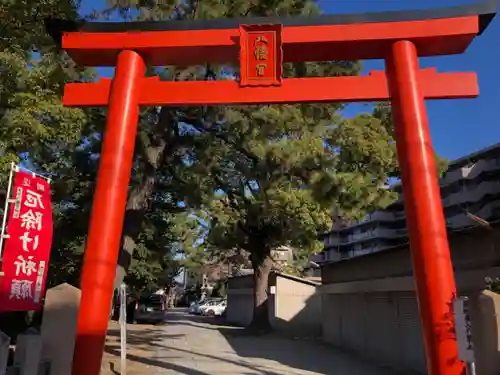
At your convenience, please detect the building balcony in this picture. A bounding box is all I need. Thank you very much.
[393,210,406,219]
[349,210,398,226]
[337,244,391,259]
[371,211,396,221]
[323,234,340,247]
[328,226,408,246]
[310,253,326,263]
[446,199,500,229]
[440,158,500,186]
[442,180,500,207]
[374,227,408,238]
[346,231,373,242]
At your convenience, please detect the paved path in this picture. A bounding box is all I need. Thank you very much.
[104,309,398,375]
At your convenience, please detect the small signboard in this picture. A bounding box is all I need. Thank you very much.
[453,296,475,362]
[239,24,283,87]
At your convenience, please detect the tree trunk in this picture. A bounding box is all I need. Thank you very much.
[113,173,157,289]
[113,108,175,289]
[248,254,273,333]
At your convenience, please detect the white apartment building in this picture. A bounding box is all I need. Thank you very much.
[315,142,500,263]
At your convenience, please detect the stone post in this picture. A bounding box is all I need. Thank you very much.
[14,328,42,375]
[40,283,81,375]
[0,331,10,375]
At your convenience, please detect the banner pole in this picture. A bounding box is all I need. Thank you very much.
[0,163,17,262]
[16,166,51,183]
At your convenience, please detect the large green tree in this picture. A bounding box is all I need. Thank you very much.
[0,0,98,283]
[0,0,90,180]
[42,100,202,290]
[0,0,199,290]
[91,0,400,330]
[0,0,96,333]
[92,0,326,291]
[195,105,399,330]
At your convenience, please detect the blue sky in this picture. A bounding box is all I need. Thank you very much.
[79,0,500,162]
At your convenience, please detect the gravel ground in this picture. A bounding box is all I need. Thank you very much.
[101,321,164,375]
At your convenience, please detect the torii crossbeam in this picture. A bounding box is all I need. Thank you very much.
[47,1,497,375]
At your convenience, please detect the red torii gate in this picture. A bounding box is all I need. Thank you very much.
[47,1,497,375]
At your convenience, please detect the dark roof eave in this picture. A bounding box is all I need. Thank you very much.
[228,271,321,286]
[45,0,497,46]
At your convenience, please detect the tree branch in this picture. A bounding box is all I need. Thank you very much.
[179,114,260,167]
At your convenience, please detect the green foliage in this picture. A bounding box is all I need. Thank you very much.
[372,102,449,177]
[279,254,312,277]
[96,0,401,281]
[0,0,96,286]
[486,276,500,294]
[101,0,319,21]
[0,0,92,180]
[313,113,398,220]
[199,104,400,268]
[0,0,205,291]
[123,210,200,291]
[211,280,227,298]
[92,0,334,286]
[0,0,79,53]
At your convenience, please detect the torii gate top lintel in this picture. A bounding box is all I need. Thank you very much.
[47,0,497,68]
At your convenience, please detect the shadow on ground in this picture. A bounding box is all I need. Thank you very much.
[105,315,285,374]
[105,345,218,375]
[164,312,235,330]
[168,311,377,374]
[104,343,284,375]
[105,310,394,375]
[107,327,184,348]
[218,328,377,375]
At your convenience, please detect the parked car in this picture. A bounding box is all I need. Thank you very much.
[111,288,135,322]
[188,300,200,314]
[201,300,227,317]
[198,300,220,315]
[132,294,167,324]
[188,298,223,315]
[189,299,211,314]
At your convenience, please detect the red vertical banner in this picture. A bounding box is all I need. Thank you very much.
[239,24,283,87]
[0,170,53,311]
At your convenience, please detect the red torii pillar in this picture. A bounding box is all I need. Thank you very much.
[46,1,497,375]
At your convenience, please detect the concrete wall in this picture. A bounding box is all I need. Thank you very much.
[273,276,321,336]
[321,274,500,374]
[226,274,259,327]
[322,291,426,373]
[226,289,254,327]
[320,228,500,374]
[226,273,321,334]
[469,290,500,375]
